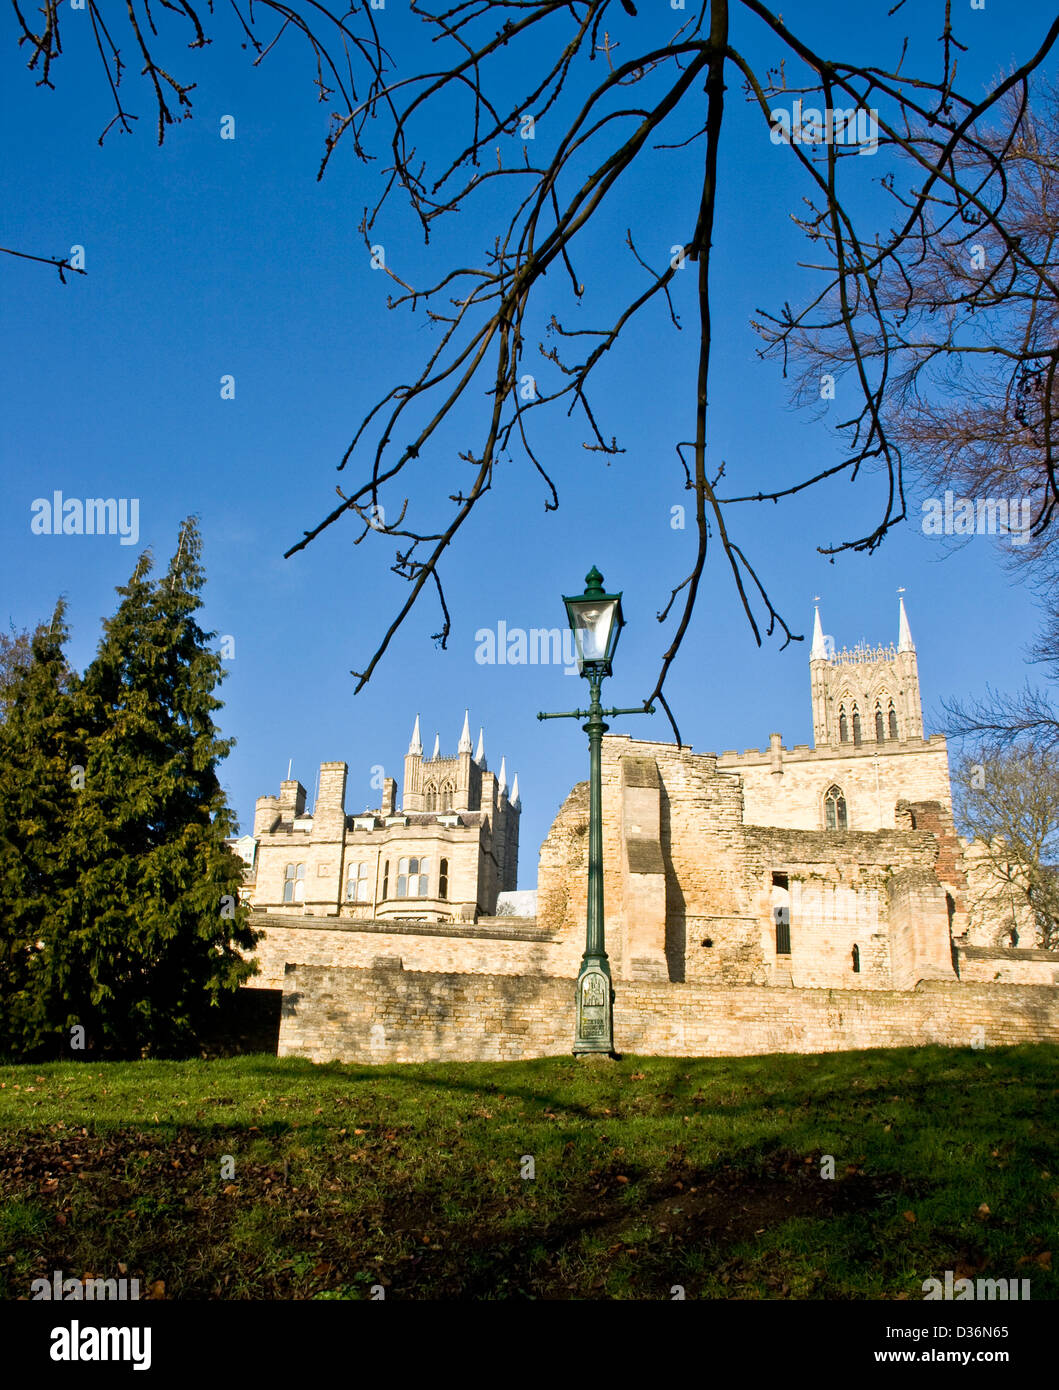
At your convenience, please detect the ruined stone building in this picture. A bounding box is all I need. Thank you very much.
[232,598,1058,1063]
[536,597,1045,992]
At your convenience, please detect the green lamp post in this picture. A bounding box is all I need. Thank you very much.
[538,567,653,1056]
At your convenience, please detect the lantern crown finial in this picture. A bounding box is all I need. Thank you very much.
[584,566,605,595]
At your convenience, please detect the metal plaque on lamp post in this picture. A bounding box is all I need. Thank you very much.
[538,567,653,1057]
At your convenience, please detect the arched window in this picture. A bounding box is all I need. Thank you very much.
[439,858,449,900]
[888,702,899,739]
[852,944,861,973]
[346,863,370,902]
[824,785,848,831]
[397,856,430,897]
[838,706,849,742]
[852,706,862,746]
[875,702,885,742]
[440,781,454,812]
[424,784,437,811]
[283,863,306,903]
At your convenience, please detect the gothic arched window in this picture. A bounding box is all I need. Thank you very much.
[852,943,861,973]
[839,706,849,743]
[852,706,862,746]
[888,702,899,739]
[283,863,306,903]
[440,781,454,812]
[875,702,885,742]
[824,785,848,831]
[346,862,370,902]
[424,784,437,811]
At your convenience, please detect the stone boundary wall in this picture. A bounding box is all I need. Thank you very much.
[246,917,575,991]
[956,945,1059,987]
[248,912,551,942]
[277,964,1059,1063]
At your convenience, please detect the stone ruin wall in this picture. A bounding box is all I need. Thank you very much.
[531,736,963,992]
[277,963,1059,1064]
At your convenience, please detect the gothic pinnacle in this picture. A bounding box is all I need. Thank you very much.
[898,589,915,653]
[458,708,472,754]
[810,602,827,661]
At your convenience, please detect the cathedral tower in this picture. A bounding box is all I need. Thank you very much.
[810,593,924,748]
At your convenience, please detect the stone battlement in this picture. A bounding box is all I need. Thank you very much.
[830,642,898,665]
[717,734,948,767]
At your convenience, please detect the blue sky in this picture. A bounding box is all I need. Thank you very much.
[3,1,1056,884]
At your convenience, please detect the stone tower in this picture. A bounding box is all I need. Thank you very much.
[402,709,481,813]
[810,594,923,748]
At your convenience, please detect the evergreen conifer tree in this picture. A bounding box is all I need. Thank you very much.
[0,520,258,1057]
[0,603,83,1053]
[62,518,259,1055]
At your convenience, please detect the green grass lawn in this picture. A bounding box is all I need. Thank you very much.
[0,1045,1056,1300]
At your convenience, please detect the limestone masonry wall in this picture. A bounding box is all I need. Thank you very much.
[246,915,580,988]
[278,963,1059,1063]
[534,736,966,992]
[960,839,1037,948]
[719,738,952,832]
[956,946,1059,986]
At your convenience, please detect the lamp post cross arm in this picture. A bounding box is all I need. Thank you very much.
[536,705,654,721]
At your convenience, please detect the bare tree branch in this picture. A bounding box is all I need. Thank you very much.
[11,0,1059,732]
